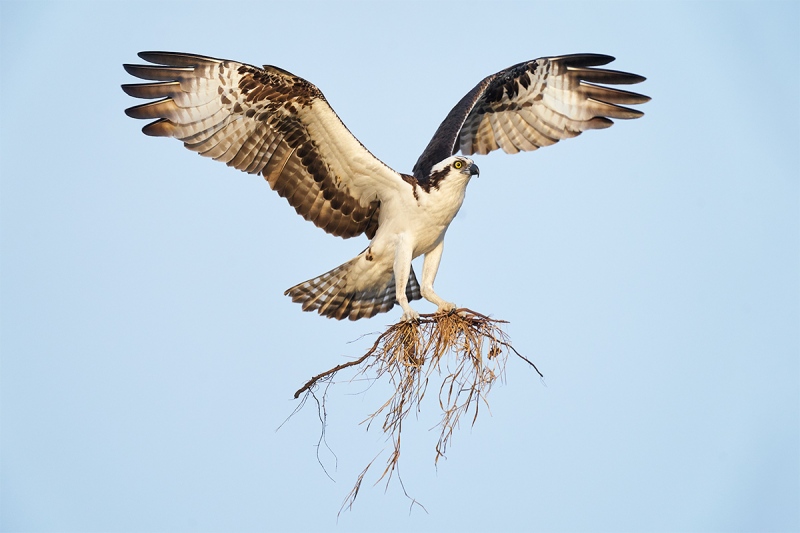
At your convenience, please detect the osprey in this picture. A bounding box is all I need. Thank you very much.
[123,52,648,321]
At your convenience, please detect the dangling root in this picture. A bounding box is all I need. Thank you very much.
[292,308,542,513]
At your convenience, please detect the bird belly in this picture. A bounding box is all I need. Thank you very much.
[371,182,466,259]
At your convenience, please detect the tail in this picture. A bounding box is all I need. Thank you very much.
[285,257,422,320]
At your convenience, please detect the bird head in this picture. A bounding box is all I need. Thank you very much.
[428,156,480,186]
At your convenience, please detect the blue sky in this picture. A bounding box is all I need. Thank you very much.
[1,1,798,531]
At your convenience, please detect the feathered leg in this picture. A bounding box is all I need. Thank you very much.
[393,235,419,322]
[421,239,455,313]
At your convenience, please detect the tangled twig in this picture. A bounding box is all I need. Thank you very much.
[293,308,541,513]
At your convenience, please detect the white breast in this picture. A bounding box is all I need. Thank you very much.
[372,171,471,258]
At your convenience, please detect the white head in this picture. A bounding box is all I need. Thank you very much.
[427,155,479,187]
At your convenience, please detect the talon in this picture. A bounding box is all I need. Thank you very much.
[436,302,456,315]
[401,309,420,322]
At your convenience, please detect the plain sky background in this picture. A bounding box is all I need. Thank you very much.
[1,1,798,532]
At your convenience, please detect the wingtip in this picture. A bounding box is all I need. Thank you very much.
[141,118,175,137]
[554,53,617,67]
[137,51,173,63]
[120,83,142,98]
[626,73,648,85]
[123,100,158,119]
[137,51,222,66]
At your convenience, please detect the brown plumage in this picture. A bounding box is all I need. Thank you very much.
[412,54,649,179]
[123,52,381,240]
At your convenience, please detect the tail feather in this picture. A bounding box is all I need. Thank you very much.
[285,258,422,320]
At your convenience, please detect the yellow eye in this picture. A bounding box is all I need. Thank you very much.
[453,160,463,169]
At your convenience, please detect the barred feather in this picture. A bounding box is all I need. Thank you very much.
[122,52,411,239]
[413,54,649,179]
[285,259,422,321]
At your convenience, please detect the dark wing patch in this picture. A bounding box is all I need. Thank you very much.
[413,54,649,180]
[123,52,382,239]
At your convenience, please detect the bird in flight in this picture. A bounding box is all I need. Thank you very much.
[123,52,648,321]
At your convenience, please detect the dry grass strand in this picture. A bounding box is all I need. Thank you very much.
[293,308,541,513]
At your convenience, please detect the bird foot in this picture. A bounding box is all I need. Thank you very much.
[436,302,457,315]
[400,309,420,322]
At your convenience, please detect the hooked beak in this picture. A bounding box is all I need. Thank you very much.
[468,163,480,178]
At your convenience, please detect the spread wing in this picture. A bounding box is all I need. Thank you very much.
[123,52,408,239]
[413,54,650,180]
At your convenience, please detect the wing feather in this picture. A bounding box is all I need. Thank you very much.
[123,52,405,239]
[489,113,518,154]
[413,54,649,179]
[505,116,542,152]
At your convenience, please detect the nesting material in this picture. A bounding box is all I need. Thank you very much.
[293,308,541,511]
